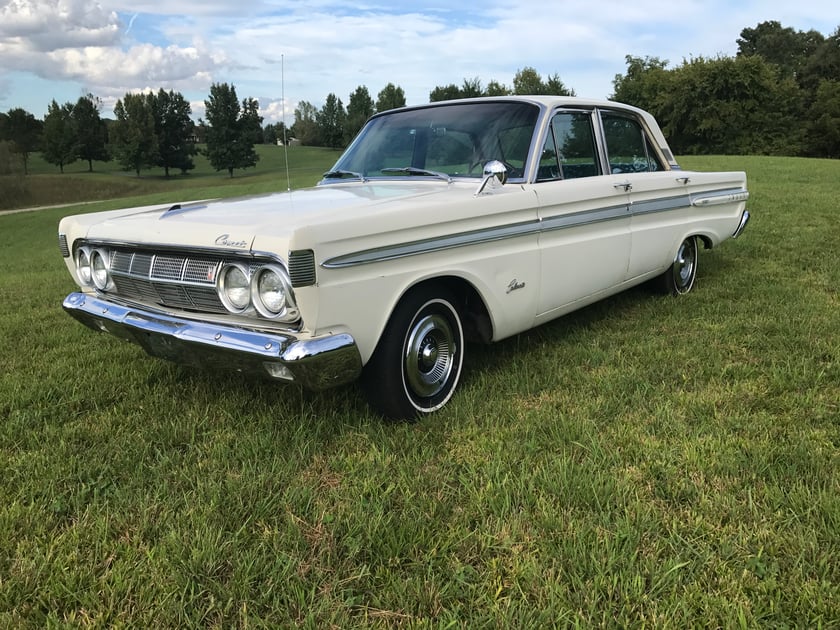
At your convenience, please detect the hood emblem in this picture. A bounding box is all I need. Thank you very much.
[215,234,249,248]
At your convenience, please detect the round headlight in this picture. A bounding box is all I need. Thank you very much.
[90,249,111,290]
[218,264,251,312]
[76,248,92,285]
[255,268,287,315]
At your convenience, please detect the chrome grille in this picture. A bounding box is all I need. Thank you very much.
[104,248,232,313]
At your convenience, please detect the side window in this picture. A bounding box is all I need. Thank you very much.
[601,112,664,173]
[537,112,599,181]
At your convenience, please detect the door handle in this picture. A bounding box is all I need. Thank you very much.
[613,181,632,192]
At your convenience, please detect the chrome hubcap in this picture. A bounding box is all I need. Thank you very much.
[404,313,455,398]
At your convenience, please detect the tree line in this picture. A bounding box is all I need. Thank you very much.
[1,20,839,176]
[612,21,840,157]
[0,83,266,177]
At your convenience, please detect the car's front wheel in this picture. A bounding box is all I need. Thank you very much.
[362,287,464,421]
[657,236,698,295]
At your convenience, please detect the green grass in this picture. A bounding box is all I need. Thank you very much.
[0,155,838,627]
[0,144,342,211]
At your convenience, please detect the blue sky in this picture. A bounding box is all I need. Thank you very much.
[1,0,838,123]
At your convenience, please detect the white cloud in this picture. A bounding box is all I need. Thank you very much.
[1,0,839,120]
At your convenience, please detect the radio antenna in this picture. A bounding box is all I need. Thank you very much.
[281,53,291,192]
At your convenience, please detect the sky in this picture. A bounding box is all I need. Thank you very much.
[1,0,839,124]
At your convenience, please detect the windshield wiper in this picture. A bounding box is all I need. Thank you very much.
[381,167,452,183]
[323,169,367,182]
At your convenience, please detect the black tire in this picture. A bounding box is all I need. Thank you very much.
[657,236,698,295]
[362,287,464,421]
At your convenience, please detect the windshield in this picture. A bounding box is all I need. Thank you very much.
[325,101,539,181]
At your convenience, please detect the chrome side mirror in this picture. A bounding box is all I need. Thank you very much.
[474,160,508,196]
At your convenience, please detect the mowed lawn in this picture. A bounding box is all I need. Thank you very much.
[0,154,837,627]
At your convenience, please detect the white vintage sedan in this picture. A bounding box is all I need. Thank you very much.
[59,96,750,419]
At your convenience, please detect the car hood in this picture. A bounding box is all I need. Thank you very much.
[82,182,465,252]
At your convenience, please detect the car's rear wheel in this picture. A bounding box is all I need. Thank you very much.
[657,236,698,295]
[362,287,464,421]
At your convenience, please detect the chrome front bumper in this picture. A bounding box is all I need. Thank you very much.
[63,292,362,390]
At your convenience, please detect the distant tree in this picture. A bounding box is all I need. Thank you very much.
[429,83,462,102]
[461,77,484,98]
[659,55,802,155]
[72,94,109,171]
[805,79,840,157]
[111,93,159,176]
[5,108,42,174]
[345,85,375,143]
[42,100,77,173]
[545,73,575,96]
[512,67,574,95]
[0,112,8,140]
[263,122,287,145]
[376,83,406,112]
[800,27,840,93]
[611,55,672,115]
[292,100,320,146]
[486,80,511,96]
[737,20,824,80]
[240,97,264,145]
[317,93,346,149]
[151,89,196,177]
[203,83,260,177]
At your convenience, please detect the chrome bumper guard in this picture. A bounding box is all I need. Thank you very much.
[63,292,362,390]
[732,209,750,238]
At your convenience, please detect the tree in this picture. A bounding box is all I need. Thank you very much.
[486,80,510,96]
[42,100,77,173]
[611,55,672,115]
[5,108,41,174]
[800,27,840,93]
[429,83,462,102]
[72,94,109,171]
[292,100,320,146]
[204,83,260,177]
[317,93,346,149]
[376,83,406,112]
[737,20,824,80]
[151,89,196,177]
[345,85,375,143]
[240,97,264,145]
[658,55,802,155]
[263,122,287,145]
[512,67,574,95]
[805,79,840,157]
[111,93,159,176]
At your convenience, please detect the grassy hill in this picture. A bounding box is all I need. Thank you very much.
[0,144,342,211]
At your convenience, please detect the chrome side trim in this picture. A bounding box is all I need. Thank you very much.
[321,186,747,269]
[541,203,628,232]
[630,194,692,215]
[322,219,542,269]
[62,292,361,390]
[691,188,749,207]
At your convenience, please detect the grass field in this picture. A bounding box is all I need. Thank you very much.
[0,154,838,627]
[0,144,342,211]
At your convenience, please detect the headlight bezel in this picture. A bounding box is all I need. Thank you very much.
[75,247,92,286]
[252,264,298,320]
[217,262,253,314]
[89,248,113,291]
